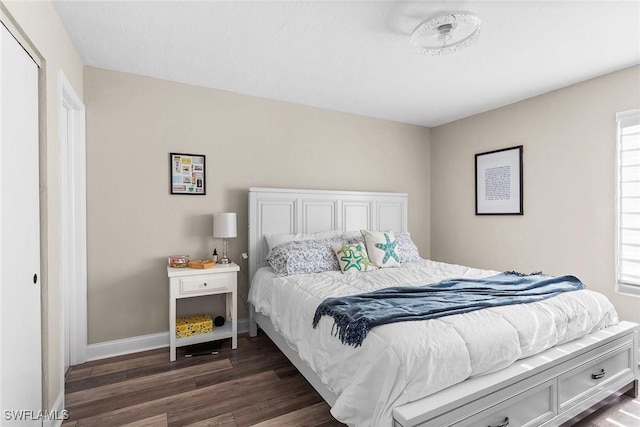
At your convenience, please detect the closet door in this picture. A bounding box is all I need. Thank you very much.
[0,22,42,425]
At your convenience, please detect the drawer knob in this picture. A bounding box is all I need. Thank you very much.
[488,418,509,427]
[591,368,606,380]
[203,283,207,287]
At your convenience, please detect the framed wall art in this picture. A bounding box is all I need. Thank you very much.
[170,152,206,195]
[475,145,523,215]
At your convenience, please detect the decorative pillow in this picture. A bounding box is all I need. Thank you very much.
[266,236,343,276]
[333,242,376,273]
[264,230,342,253]
[395,232,421,263]
[361,230,401,268]
[342,230,364,241]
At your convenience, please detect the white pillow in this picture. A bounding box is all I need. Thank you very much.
[342,230,363,241]
[361,230,401,268]
[264,230,343,253]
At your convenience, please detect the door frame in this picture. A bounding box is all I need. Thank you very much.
[58,70,87,373]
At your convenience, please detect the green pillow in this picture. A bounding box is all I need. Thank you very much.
[333,242,376,273]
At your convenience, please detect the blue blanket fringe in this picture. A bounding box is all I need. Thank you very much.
[312,273,585,347]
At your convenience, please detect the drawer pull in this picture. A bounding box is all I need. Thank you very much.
[591,368,606,380]
[488,418,509,427]
[203,283,207,287]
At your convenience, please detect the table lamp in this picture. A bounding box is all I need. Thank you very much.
[213,212,237,264]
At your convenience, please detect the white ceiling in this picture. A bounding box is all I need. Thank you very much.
[53,1,640,127]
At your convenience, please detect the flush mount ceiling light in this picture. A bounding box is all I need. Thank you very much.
[411,12,481,56]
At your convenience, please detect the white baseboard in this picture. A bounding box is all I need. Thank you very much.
[86,318,249,361]
[42,391,66,427]
[86,331,169,361]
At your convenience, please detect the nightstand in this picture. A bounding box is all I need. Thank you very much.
[167,262,239,361]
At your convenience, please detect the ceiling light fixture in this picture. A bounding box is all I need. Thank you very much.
[411,12,481,56]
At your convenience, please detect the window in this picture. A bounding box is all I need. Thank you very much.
[616,109,640,296]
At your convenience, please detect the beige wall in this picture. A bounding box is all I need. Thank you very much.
[1,0,84,412]
[431,66,640,324]
[84,66,431,343]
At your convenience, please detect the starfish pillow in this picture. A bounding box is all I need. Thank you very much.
[361,230,401,268]
[333,242,376,273]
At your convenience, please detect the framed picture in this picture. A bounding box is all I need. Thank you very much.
[475,145,523,215]
[169,152,206,195]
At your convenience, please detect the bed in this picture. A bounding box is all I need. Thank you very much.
[247,187,638,427]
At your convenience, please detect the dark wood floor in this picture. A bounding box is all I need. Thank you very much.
[63,331,344,426]
[64,331,638,427]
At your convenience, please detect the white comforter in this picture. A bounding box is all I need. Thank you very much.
[248,260,619,426]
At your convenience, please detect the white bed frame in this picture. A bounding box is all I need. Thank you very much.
[247,187,638,427]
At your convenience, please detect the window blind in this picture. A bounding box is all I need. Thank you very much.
[616,109,640,296]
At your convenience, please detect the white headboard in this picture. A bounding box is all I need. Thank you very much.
[248,187,408,282]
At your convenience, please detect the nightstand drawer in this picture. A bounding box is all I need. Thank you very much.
[558,342,634,410]
[179,272,234,296]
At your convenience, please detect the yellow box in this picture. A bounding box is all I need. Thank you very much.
[176,314,213,338]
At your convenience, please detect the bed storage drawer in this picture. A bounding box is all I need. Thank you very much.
[558,341,634,410]
[447,380,556,427]
[179,273,233,296]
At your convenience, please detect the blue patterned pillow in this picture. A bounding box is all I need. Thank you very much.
[395,232,421,263]
[266,236,343,276]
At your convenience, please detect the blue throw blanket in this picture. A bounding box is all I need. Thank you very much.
[312,273,586,347]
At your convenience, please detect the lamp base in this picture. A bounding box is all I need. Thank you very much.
[219,238,231,264]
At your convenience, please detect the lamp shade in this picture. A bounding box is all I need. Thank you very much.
[213,212,237,238]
